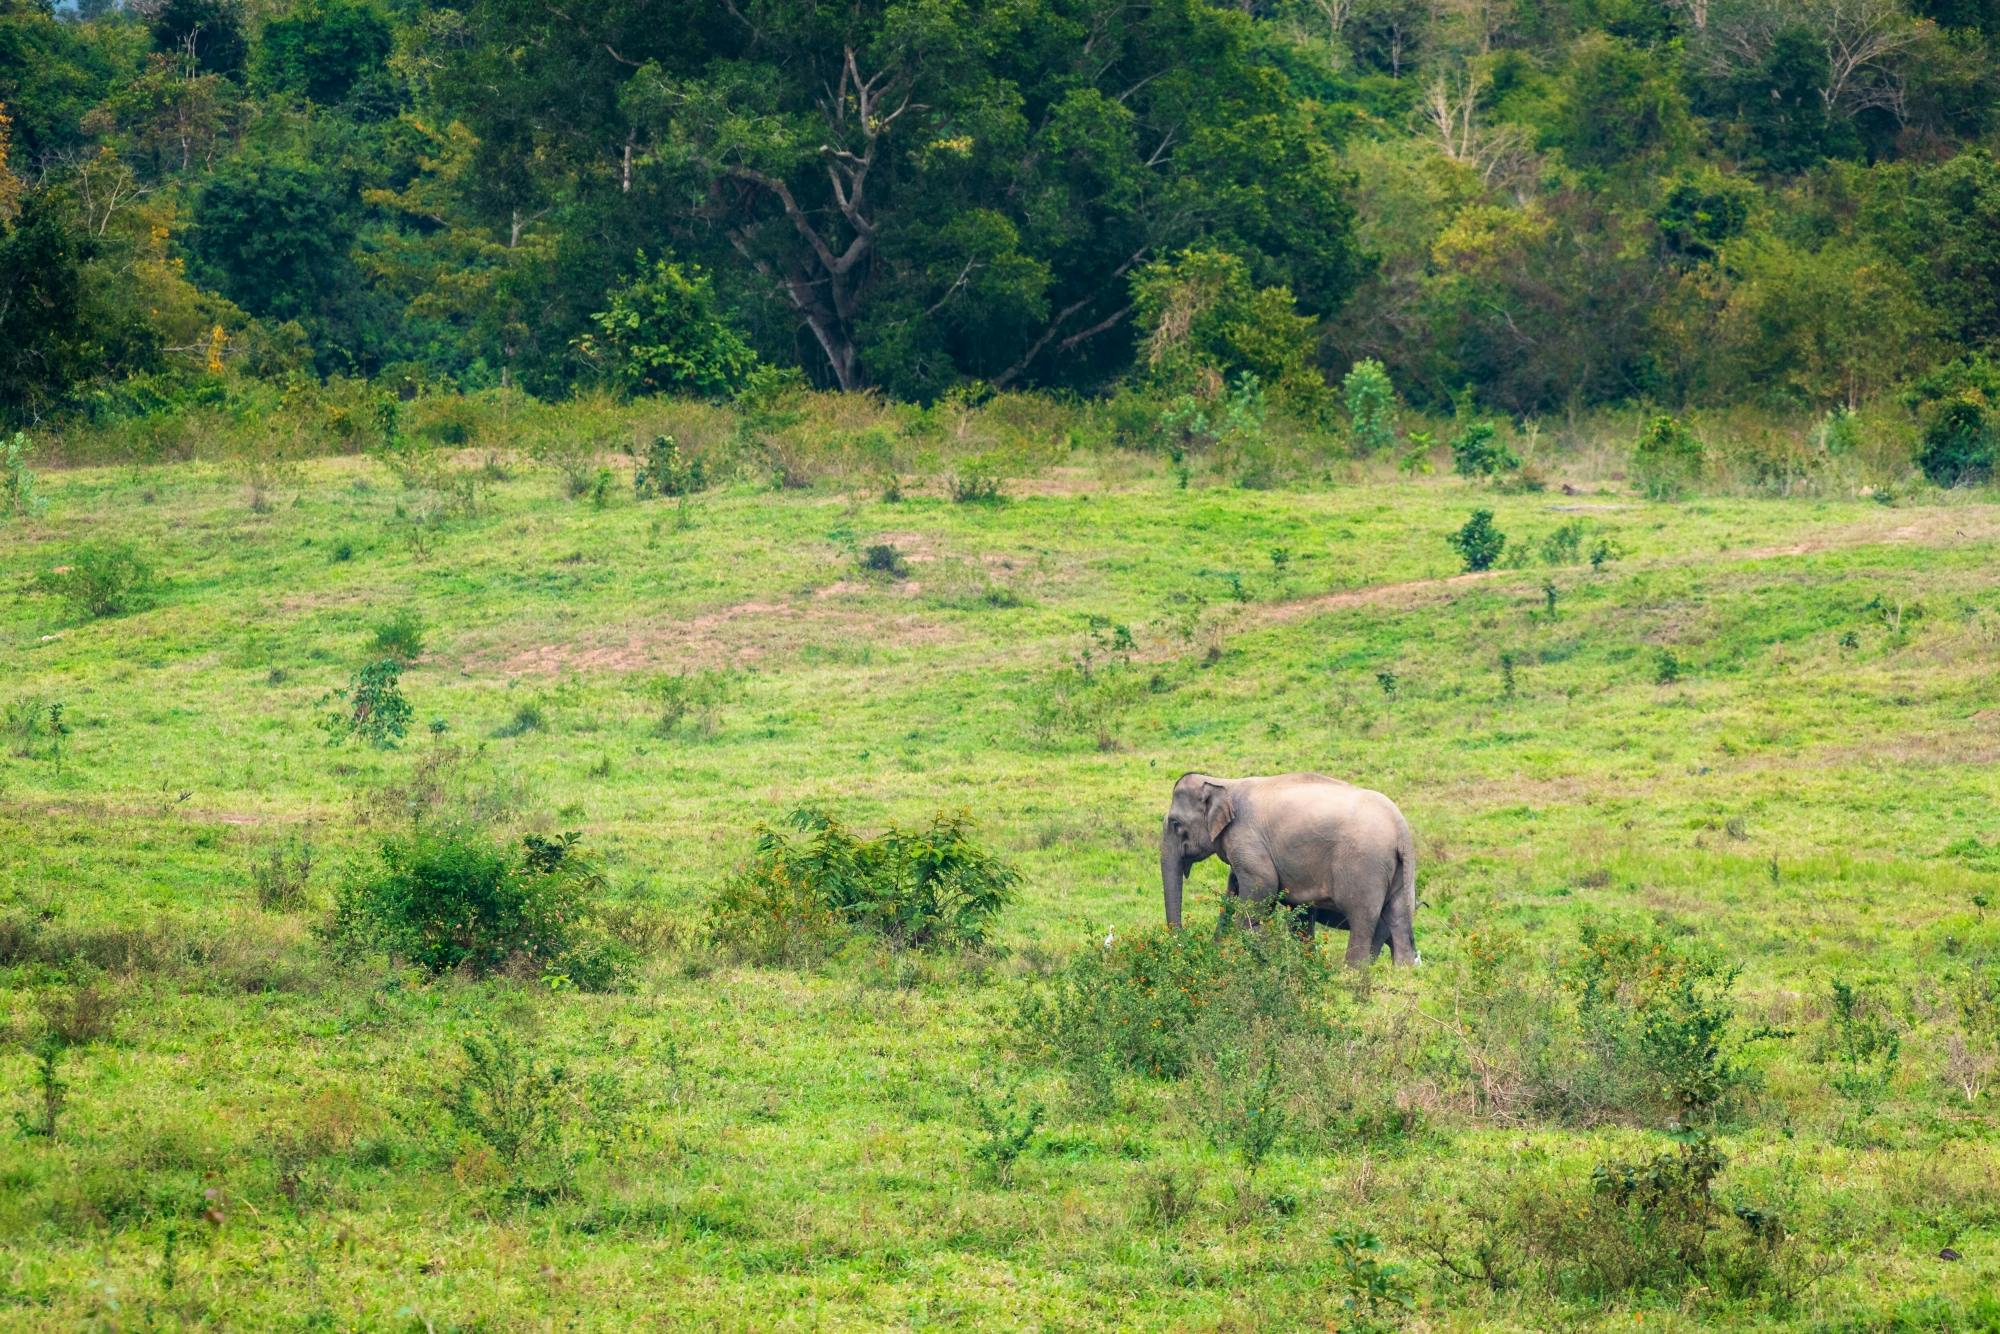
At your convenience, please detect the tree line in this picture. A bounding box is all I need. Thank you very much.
[2,0,1998,428]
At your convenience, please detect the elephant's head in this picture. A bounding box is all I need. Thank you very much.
[1161,773,1233,928]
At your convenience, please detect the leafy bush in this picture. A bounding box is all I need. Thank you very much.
[37,542,157,618]
[1814,978,1901,1104]
[1021,920,1332,1088]
[967,1082,1044,1185]
[582,257,759,399]
[369,608,426,662]
[1342,359,1397,455]
[250,830,317,911]
[1450,421,1518,478]
[1447,509,1506,572]
[708,808,1018,958]
[1632,414,1706,499]
[633,434,707,498]
[330,829,630,989]
[1560,924,1747,1122]
[319,659,414,748]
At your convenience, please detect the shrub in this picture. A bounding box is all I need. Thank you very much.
[1814,978,1900,1105]
[1561,923,1746,1123]
[1654,649,1682,685]
[319,659,414,748]
[633,434,707,498]
[330,828,630,989]
[1917,397,1996,487]
[861,543,909,579]
[1342,359,1398,455]
[708,807,1018,958]
[1450,421,1518,478]
[1631,415,1706,499]
[37,542,157,618]
[493,700,547,738]
[369,608,426,662]
[1447,509,1506,572]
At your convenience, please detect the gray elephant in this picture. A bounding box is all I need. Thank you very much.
[1160,772,1417,966]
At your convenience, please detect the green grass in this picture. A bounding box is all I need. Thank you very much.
[4,448,2000,1329]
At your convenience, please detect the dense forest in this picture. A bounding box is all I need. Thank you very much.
[3,0,2000,432]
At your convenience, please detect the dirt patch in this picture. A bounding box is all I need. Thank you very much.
[480,597,955,676]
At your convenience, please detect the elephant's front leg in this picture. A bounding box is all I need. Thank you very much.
[1220,846,1284,930]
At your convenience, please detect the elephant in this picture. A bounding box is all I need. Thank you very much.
[1160,772,1417,966]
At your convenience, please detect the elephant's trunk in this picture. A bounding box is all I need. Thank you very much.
[1161,824,1185,929]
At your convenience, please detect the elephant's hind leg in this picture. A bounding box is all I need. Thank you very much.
[1342,901,1383,967]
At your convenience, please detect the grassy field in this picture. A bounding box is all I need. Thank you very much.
[4,443,2000,1330]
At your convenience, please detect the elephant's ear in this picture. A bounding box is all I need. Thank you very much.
[1201,781,1234,844]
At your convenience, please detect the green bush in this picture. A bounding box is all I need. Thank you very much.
[708,807,1018,958]
[1917,397,1996,487]
[1447,509,1506,572]
[369,608,426,662]
[1561,923,1746,1122]
[1450,421,1518,478]
[582,257,759,399]
[1631,415,1706,499]
[439,1031,629,1203]
[331,829,630,989]
[37,542,157,618]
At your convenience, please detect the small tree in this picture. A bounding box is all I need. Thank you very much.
[320,659,414,748]
[1342,359,1398,454]
[3,432,45,519]
[1918,398,1995,487]
[1450,420,1519,478]
[1448,509,1506,572]
[582,257,758,399]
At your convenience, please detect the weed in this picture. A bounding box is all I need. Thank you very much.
[967,1082,1044,1185]
[3,431,46,518]
[1135,1167,1203,1229]
[330,539,355,562]
[251,829,317,911]
[1499,651,1517,698]
[1539,520,1587,565]
[1375,669,1398,696]
[319,659,414,749]
[441,1031,626,1204]
[1541,581,1559,617]
[1655,649,1683,685]
[1589,536,1622,570]
[37,542,157,618]
[369,608,426,663]
[13,984,119,1140]
[1448,509,1505,572]
[1342,359,1397,455]
[879,473,904,502]
[646,671,733,739]
[4,695,66,764]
